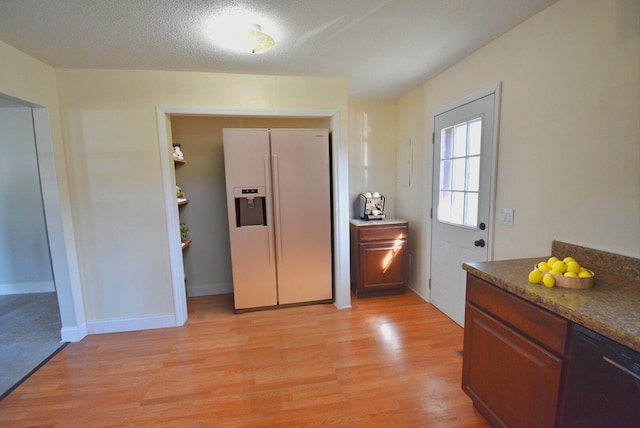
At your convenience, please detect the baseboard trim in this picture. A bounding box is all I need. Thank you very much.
[409,285,430,303]
[0,281,55,295]
[60,322,88,342]
[187,282,233,297]
[87,314,178,335]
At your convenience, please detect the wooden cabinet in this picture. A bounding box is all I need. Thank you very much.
[350,220,409,297]
[462,274,570,427]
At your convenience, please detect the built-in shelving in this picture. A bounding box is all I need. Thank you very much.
[174,151,190,251]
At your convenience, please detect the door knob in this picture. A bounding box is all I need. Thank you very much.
[474,239,486,248]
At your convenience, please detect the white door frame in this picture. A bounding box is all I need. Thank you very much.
[428,82,502,297]
[155,107,351,326]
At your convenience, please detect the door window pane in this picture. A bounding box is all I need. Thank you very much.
[441,127,453,159]
[452,158,466,191]
[467,156,480,192]
[465,192,479,227]
[438,191,452,221]
[453,124,467,158]
[469,119,482,156]
[440,159,452,190]
[438,117,482,228]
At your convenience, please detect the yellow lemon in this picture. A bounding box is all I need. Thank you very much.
[579,267,588,273]
[542,273,556,288]
[528,270,543,284]
[563,256,576,264]
[578,270,593,278]
[547,256,560,266]
[537,262,551,272]
[566,261,581,274]
[564,271,578,277]
[549,269,563,276]
[552,261,567,273]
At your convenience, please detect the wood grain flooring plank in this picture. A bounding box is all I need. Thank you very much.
[0,290,488,427]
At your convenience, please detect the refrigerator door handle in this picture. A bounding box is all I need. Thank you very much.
[264,154,276,265]
[272,154,283,265]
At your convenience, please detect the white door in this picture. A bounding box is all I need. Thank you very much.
[430,90,498,326]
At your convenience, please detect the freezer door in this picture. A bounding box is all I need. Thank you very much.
[270,129,333,304]
[223,128,278,309]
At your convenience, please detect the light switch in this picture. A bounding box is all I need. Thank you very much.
[500,208,514,226]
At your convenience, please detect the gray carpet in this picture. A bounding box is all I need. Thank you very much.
[0,292,65,399]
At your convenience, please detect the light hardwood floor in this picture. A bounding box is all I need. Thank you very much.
[0,291,489,427]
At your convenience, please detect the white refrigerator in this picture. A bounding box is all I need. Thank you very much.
[222,128,333,310]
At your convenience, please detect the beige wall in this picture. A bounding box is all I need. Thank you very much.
[55,69,348,323]
[348,97,429,295]
[395,89,428,299]
[348,99,398,217]
[397,0,640,298]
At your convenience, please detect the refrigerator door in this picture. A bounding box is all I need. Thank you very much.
[270,129,333,304]
[223,128,278,309]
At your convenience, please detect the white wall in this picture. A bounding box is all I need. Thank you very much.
[396,0,640,299]
[0,106,54,294]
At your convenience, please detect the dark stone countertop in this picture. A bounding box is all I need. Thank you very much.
[463,257,640,353]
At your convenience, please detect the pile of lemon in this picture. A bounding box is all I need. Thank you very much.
[528,256,593,288]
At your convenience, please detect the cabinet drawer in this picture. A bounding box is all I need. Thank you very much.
[358,224,408,242]
[466,274,569,355]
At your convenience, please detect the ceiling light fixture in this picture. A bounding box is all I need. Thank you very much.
[240,24,275,54]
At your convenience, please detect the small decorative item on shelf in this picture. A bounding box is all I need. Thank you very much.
[176,185,186,200]
[180,222,191,250]
[173,142,184,161]
[180,222,190,240]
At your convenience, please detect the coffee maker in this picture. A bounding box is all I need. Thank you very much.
[357,192,386,220]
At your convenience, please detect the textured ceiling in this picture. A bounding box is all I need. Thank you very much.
[0,0,557,99]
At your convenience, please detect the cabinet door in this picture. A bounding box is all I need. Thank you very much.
[463,304,563,428]
[359,239,407,291]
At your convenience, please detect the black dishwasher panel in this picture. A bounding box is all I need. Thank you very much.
[562,324,640,428]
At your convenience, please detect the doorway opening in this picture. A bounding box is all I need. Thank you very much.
[0,93,82,397]
[155,108,352,325]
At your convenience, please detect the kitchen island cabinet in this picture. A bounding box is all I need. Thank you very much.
[463,274,569,427]
[461,241,640,427]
